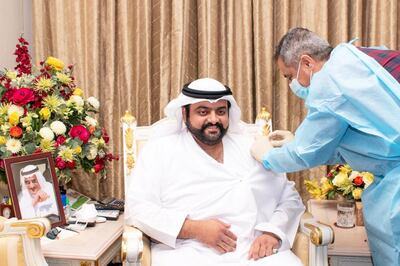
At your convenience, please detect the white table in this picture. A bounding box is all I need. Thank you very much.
[42,214,124,266]
[308,200,373,266]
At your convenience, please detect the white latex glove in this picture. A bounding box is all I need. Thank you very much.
[268,130,294,147]
[251,135,273,162]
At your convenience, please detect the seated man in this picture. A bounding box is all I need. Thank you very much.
[126,78,305,266]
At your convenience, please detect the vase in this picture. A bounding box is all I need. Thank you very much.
[355,201,364,226]
[336,200,355,228]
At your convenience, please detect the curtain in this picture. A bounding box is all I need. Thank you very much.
[32,0,400,201]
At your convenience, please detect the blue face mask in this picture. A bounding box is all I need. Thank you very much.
[289,59,312,100]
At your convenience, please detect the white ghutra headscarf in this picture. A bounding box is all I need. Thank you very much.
[158,78,242,138]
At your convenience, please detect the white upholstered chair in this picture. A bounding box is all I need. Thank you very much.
[120,109,334,266]
[0,216,51,266]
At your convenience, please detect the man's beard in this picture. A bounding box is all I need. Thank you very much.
[185,121,228,146]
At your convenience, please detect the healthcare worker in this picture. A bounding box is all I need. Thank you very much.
[251,27,400,266]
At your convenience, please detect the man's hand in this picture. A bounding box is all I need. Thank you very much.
[248,232,281,260]
[32,190,50,206]
[268,130,294,147]
[250,135,273,162]
[179,218,237,254]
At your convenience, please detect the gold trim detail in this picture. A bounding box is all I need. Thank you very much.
[11,221,46,238]
[256,107,272,136]
[125,128,134,150]
[304,223,323,246]
[80,261,92,266]
[121,111,136,124]
[121,235,127,262]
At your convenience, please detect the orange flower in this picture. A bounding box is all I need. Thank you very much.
[89,126,96,134]
[9,126,23,138]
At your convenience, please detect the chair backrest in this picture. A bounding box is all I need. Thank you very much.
[121,108,272,199]
[0,216,50,266]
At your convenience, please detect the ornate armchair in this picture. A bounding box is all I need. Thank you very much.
[120,109,334,266]
[0,216,50,266]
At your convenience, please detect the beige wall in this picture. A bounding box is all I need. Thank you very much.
[0,0,32,70]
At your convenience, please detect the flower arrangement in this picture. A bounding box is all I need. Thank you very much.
[0,37,117,184]
[305,164,374,201]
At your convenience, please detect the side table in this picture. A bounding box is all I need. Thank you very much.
[307,200,373,266]
[42,214,124,266]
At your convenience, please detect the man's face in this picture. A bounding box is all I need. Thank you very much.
[24,175,41,196]
[183,100,229,146]
[277,56,320,87]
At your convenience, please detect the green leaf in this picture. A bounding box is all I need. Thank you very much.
[24,143,36,154]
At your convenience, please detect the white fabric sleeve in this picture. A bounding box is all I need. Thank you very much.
[125,142,188,248]
[255,179,305,251]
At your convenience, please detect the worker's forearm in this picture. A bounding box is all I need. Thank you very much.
[178,218,199,239]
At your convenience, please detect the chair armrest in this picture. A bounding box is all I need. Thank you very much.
[122,225,151,266]
[2,217,50,238]
[300,212,334,246]
[299,212,334,266]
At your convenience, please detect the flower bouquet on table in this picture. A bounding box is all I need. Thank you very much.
[0,37,118,184]
[305,164,374,226]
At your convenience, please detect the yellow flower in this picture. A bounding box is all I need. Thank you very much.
[352,188,363,200]
[43,95,63,113]
[39,107,51,120]
[5,71,17,80]
[321,180,334,195]
[361,172,374,188]
[59,147,75,162]
[339,164,352,175]
[35,77,54,92]
[305,180,325,200]
[73,146,82,154]
[332,172,352,188]
[0,103,10,116]
[0,136,6,145]
[40,139,55,152]
[8,112,20,126]
[20,114,32,128]
[46,56,64,71]
[56,72,72,85]
[73,87,84,97]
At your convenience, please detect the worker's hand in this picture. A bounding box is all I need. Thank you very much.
[268,130,294,147]
[248,232,281,260]
[250,135,273,162]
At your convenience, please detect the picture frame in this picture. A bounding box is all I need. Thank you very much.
[4,152,65,228]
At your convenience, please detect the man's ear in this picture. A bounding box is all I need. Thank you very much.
[301,55,315,70]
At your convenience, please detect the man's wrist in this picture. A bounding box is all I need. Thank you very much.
[178,218,199,240]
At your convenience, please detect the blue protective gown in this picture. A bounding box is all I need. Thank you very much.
[262,43,400,266]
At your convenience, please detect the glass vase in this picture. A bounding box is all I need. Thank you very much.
[336,200,355,228]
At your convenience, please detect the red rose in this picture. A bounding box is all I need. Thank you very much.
[66,160,76,169]
[353,176,365,186]
[55,136,66,147]
[12,88,35,106]
[9,126,23,138]
[101,128,109,143]
[55,157,67,170]
[94,163,104,173]
[69,125,90,144]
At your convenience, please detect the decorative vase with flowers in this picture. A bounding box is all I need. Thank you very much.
[0,37,118,186]
[305,164,374,227]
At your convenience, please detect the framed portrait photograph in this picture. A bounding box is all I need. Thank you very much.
[4,152,65,228]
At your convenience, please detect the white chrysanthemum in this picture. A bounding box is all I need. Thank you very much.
[86,145,98,160]
[6,138,22,153]
[87,96,100,110]
[85,116,98,127]
[70,95,84,106]
[7,105,24,117]
[50,121,67,135]
[39,127,55,141]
